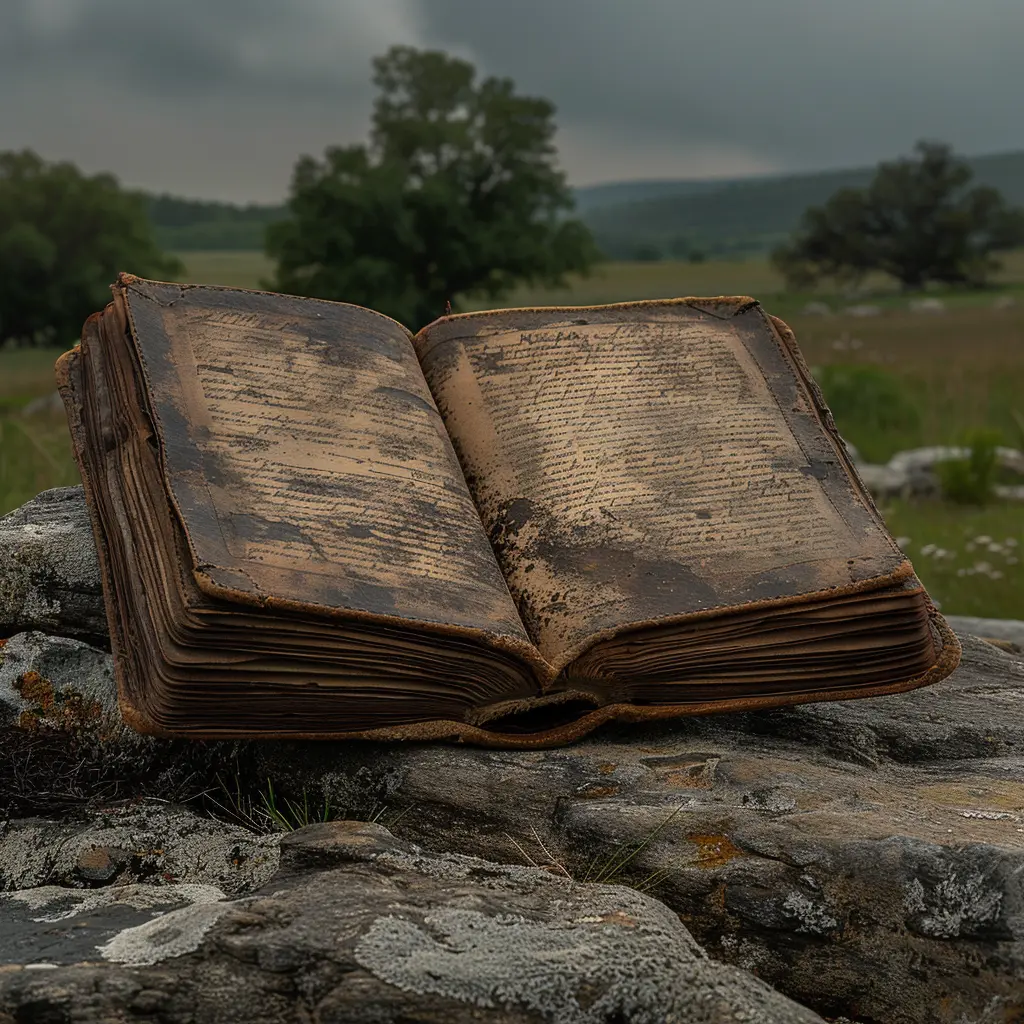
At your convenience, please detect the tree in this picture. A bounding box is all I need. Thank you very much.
[266,47,598,329]
[0,151,182,346]
[772,141,1024,290]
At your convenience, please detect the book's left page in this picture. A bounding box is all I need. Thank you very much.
[114,276,531,647]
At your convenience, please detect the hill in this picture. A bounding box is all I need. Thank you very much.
[143,149,1024,258]
[580,149,1024,260]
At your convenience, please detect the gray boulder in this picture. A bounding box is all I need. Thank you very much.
[255,636,1024,1024]
[944,615,1024,651]
[855,445,1024,501]
[0,486,106,640]
[0,818,822,1024]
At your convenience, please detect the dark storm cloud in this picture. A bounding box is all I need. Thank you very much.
[1,0,1021,200]
[415,0,1024,177]
[0,0,423,199]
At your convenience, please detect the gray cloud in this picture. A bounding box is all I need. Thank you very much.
[1,0,1021,201]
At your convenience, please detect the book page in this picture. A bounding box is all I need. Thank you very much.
[118,278,529,645]
[415,300,904,669]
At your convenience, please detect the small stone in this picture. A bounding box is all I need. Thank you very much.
[801,301,832,316]
[74,846,128,884]
[907,298,945,313]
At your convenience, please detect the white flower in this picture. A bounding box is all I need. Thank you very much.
[920,543,936,556]
[974,535,992,545]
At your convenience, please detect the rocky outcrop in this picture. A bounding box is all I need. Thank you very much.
[254,636,1024,1024]
[0,818,823,1024]
[0,486,106,641]
[3,629,1024,1020]
[3,488,1024,1022]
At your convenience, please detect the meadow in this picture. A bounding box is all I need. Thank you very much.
[2,250,1022,617]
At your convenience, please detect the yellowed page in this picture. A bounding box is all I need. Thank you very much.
[119,277,529,646]
[415,299,904,670]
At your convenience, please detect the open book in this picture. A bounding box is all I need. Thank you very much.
[56,276,960,747]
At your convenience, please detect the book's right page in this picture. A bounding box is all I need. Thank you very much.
[414,299,926,677]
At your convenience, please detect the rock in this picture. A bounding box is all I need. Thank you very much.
[1,631,118,733]
[4,487,1024,1019]
[843,304,881,317]
[801,301,832,316]
[851,461,909,499]
[887,445,1024,480]
[0,487,106,641]
[0,819,823,1023]
[944,616,1024,651]
[855,446,1024,501]
[0,629,238,819]
[253,637,1024,1024]
[993,295,1017,310]
[0,801,279,894]
[19,392,64,417]
[836,437,860,463]
[907,298,946,313]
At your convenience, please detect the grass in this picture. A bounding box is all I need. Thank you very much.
[881,500,1023,618]
[506,805,684,892]
[201,772,403,834]
[176,250,274,290]
[0,345,80,512]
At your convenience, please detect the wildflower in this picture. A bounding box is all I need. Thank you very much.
[974,535,992,545]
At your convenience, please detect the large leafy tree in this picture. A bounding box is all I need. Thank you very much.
[0,151,182,346]
[773,141,1024,290]
[267,47,598,329]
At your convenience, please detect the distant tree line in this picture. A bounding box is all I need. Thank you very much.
[146,195,287,251]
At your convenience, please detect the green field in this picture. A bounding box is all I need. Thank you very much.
[3,251,1023,617]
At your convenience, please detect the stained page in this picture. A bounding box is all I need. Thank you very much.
[415,300,904,669]
[118,278,528,644]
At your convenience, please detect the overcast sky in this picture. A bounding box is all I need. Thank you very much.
[2,0,1021,202]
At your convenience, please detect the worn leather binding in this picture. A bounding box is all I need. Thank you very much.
[56,276,961,747]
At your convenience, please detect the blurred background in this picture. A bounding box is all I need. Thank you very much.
[1,0,1022,617]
